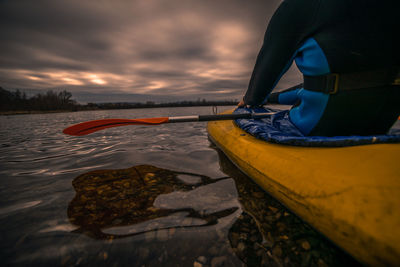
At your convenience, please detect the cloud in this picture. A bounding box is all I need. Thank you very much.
[0,0,300,102]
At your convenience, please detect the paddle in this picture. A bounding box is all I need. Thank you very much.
[63,112,274,136]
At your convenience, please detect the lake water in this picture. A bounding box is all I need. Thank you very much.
[0,106,359,266]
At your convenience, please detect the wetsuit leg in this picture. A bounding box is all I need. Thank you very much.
[309,85,400,136]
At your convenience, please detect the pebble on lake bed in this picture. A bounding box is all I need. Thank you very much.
[196,256,207,264]
[211,256,227,267]
[301,240,311,251]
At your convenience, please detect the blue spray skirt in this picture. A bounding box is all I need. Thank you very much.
[234,107,400,147]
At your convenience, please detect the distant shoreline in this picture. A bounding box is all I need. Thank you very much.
[0,110,76,116]
[0,103,237,116]
[1,87,238,116]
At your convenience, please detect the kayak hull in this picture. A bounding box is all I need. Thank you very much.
[207,116,400,266]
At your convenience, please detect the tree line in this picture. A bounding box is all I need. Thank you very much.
[88,99,237,110]
[0,87,237,113]
[0,87,77,111]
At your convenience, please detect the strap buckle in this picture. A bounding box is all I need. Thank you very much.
[325,73,339,94]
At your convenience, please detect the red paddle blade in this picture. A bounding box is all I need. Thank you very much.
[63,117,169,136]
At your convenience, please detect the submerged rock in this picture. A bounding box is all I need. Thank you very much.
[68,165,235,239]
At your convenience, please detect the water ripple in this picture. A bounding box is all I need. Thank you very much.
[0,200,42,216]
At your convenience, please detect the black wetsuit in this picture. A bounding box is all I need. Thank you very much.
[243,0,400,136]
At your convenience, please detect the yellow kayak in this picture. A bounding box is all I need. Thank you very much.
[207,113,400,266]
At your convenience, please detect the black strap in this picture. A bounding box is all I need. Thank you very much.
[303,68,400,94]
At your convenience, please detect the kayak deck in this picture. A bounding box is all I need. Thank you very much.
[207,117,400,266]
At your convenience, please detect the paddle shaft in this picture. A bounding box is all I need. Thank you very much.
[168,112,274,123]
[63,112,275,136]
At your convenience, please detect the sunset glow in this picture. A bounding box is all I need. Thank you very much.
[87,74,106,85]
[62,77,83,85]
[27,76,41,81]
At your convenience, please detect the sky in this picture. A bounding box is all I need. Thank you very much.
[0,0,301,103]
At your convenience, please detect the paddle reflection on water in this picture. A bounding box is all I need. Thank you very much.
[68,165,237,239]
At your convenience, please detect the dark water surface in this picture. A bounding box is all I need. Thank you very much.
[0,107,359,266]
